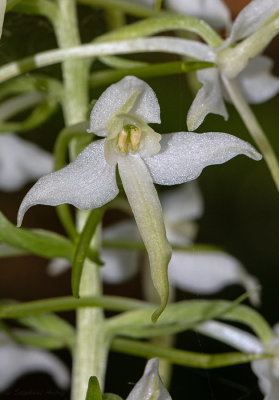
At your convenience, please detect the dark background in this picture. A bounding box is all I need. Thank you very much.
[0,0,278,398]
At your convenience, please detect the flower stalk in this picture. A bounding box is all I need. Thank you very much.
[53,1,108,398]
[222,77,279,191]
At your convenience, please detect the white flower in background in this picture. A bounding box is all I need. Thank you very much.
[18,76,261,320]
[0,331,69,391]
[185,0,279,131]
[126,358,171,400]
[92,182,259,305]
[165,0,231,30]
[196,321,279,400]
[141,0,279,130]
[0,134,53,191]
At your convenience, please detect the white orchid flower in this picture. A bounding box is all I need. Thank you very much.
[126,358,171,400]
[0,331,69,391]
[196,321,279,400]
[165,0,231,30]
[0,133,53,192]
[158,0,279,131]
[18,76,261,321]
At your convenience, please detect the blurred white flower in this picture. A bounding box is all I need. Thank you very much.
[0,133,53,192]
[134,0,279,130]
[18,76,260,320]
[184,0,279,130]
[0,331,69,391]
[126,358,171,400]
[165,0,231,30]
[196,321,279,400]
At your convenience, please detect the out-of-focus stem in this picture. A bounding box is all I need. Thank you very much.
[223,77,279,192]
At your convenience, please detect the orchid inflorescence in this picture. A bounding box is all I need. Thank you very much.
[0,0,279,399]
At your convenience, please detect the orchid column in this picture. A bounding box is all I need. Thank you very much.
[53,1,106,399]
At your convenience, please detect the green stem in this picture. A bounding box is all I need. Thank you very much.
[53,1,107,398]
[0,296,150,318]
[72,207,105,298]
[89,61,213,88]
[222,77,279,192]
[78,0,162,17]
[73,216,109,397]
[110,338,270,368]
[53,0,89,125]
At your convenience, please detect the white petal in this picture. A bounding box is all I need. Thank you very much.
[145,132,262,186]
[126,358,171,400]
[47,258,70,276]
[187,68,228,131]
[118,154,171,322]
[0,333,69,391]
[237,56,279,104]
[0,134,53,192]
[161,182,204,223]
[0,0,6,39]
[168,251,261,306]
[252,359,279,400]
[225,0,279,46]
[17,139,119,226]
[88,76,160,136]
[101,220,140,284]
[165,0,231,30]
[196,321,263,353]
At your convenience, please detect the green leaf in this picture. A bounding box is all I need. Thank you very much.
[0,243,28,257]
[0,295,148,318]
[13,329,69,350]
[18,313,75,348]
[0,213,101,264]
[106,298,273,343]
[110,338,271,369]
[0,212,74,260]
[97,13,223,48]
[72,207,105,298]
[0,97,59,133]
[89,61,214,89]
[86,376,102,400]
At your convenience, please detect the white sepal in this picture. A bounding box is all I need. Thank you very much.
[236,56,279,104]
[88,76,161,136]
[17,139,118,226]
[145,132,262,186]
[224,0,279,46]
[0,134,53,192]
[126,358,171,400]
[168,251,260,306]
[187,68,228,131]
[196,321,263,353]
[0,332,69,391]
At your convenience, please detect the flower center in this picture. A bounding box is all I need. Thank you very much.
[117,124,141,154]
